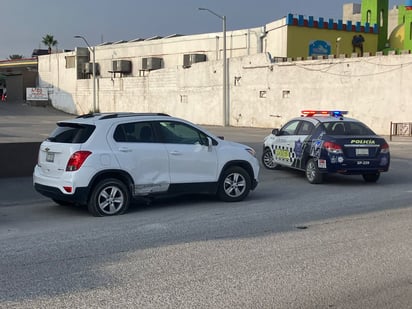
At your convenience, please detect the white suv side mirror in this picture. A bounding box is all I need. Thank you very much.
[207,137,213,151]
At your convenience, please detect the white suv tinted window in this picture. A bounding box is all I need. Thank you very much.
[158,121,209,145]
[114,122,155,143]
[48,123,95,143]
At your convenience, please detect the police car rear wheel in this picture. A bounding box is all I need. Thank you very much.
[262,148,280,170]
[362,172,380,183]
[306,159,323,184]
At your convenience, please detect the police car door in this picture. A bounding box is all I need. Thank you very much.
[272,120,300,167]
[293,120,315,169]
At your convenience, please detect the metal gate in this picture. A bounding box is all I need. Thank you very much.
[390,122,412,141]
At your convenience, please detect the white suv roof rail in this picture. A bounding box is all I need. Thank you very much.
[76,112,170,120]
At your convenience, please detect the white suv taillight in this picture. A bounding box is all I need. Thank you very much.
[66,151,92,171]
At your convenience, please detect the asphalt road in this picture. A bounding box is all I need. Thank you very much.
[1,102,412,308]
[0,101,70,143]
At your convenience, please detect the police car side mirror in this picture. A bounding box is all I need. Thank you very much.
[272,128,280,135]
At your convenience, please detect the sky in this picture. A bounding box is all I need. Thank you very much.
[0,0,400,60]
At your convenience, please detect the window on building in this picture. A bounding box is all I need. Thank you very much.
[65,56,75,68]
[180,95,188,103]
[259,90,267,98]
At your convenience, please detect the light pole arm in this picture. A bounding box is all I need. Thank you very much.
[198,8,229,126]
[198,8,223,20]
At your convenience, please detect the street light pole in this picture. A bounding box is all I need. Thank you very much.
[199,8,228,126]
[336,37,342,58]
[74,35,97,113]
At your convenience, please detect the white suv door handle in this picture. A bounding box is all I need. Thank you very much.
[119,147,132,152]
[170,150,182,156]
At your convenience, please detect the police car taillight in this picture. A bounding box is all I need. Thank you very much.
[323,141,343,154]
[380,142,390,154]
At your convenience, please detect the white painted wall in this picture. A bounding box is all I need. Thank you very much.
[38,25,412,136]
[265,19,288,58]
[92,27,263,78]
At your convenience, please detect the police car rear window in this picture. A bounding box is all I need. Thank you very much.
[47,123,95,143]
[322,121,375,136]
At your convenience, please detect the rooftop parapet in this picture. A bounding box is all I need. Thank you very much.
[286,14,378,34]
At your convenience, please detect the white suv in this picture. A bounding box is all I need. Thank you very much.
[33,113,259,216]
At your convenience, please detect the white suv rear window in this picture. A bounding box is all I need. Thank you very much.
[47,123,95,143]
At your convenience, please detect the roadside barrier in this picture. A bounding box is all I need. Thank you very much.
[0,142,40,178]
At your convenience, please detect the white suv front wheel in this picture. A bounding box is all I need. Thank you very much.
[218,166,251,202]
[88,178,130,216]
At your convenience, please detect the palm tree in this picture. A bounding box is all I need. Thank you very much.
[9,54,23,60]
[42,34,58,54]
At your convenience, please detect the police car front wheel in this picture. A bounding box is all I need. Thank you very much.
[262,148,280,170]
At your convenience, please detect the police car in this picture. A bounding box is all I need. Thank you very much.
[262,110,390,184]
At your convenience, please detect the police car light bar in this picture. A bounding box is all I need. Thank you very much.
[301,110,348,117]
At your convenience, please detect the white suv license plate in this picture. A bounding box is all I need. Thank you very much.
[46,152,55,162]
[355,148,369,156]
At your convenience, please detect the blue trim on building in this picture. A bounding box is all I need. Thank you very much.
[318,17,324,28]
[298,15,304,26]
[338,19,343,30]
[287,14,294,25]
[328,19,334,29]
[308,16,314,27]
[286,13,378,34]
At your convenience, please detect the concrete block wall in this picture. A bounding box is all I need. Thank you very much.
[40,50,412,136]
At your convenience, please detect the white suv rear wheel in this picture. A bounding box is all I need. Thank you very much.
[88,178,130,216]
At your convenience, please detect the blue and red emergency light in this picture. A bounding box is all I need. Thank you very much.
[301,110,348,117]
